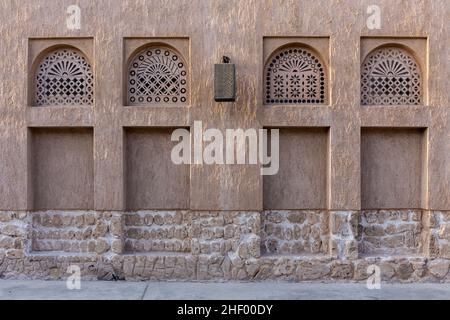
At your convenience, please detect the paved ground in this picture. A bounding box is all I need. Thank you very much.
[1,280,450,300]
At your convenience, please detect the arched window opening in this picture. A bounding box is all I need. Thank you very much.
[264,46,326,105]
[361,47,422,105]
[127,46,188,105]
[35,48,93,106]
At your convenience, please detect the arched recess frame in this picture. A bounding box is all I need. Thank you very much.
[30,44,94,107]
[125,41,189,106]
[264,42,329,106]
[360,40,427,106]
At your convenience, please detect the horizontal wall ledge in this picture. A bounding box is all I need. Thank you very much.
[360,106,431,127]
[120,106,191,127]
[262,106,332,127]
[26,106,94,127]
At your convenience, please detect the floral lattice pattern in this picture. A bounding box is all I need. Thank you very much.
[127,47,187,105]
[361,47,422,105]
[35,48,93,106]
[265,47,326,104]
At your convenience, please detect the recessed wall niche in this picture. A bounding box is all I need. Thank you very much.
[124,128,190,210]
[123,38,190,106]
[29,128,94,210]
[263,37,330,106]
[361,128,427,209]
[263,128,329,210]
[28,38,94,107]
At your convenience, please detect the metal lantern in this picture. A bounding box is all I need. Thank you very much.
[214,56,236,102]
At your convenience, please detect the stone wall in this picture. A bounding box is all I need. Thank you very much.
[124,211,191,253]
[359,210,424,256]
[429,211,450,259]
[0,212,28,260]
[261,211,329,255]
[123,211,260,256]
[2,210,450,282]
[31,211,115,254]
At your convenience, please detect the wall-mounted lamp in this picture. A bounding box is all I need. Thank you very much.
[214,56,236,102]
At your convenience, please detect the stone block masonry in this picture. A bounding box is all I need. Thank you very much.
[261,211,329,255]
[359,210,424,256]
[2,210,450,282]
[0,212,28,260]
[31,211,114,254]
[124,211,191,253]
[429,212,450,259]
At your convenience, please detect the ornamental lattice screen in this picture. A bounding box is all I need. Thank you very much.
[264,47,326,105]
[35,48,94,106]
[361,47,422,105]
[127,46,188,105]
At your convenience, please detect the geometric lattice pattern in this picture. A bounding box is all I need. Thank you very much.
[35,48,93,106]
[265,47,326,104]
[127,47,188,105]
[361,47,422,105]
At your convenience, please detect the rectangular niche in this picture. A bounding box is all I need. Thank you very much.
[125,128,190,210]
[263,128,329,209]
[29,128,94,210]
[361,128,427,209]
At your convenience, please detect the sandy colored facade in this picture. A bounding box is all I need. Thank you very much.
[0,0,449,281]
